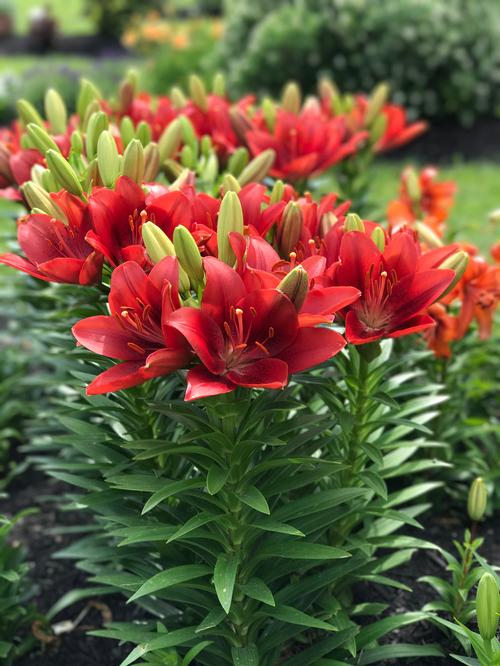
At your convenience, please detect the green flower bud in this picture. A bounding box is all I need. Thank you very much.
[222,173,241,193]
[169,168,192,191]
[86,111,109,160]
[405,168,421,203]
[118,79,134,114]
[77,78,102,123]
[371,226,386,251]
[81,99,101,133]
[70,130,84,155]
[173,225,204,289]
[318,77,340,111]
[189,74,208,112]
[180,144,196,169]
[45,149,83,196]
[44,88,67,134]
[17,99,44,128]
[278,266,308,311]
[26,123,60,156]
[262,97,277,132]
[212,72,226,97]
[180,115,198,152]
[142,221,175,261]
[171,86,187,109]
[97,131,120,188]
[158,119,182,162]
[344,213,365,233]
[467,477,488,522]
[227,147,249,178]
[238,149,275,187]
[476,573,500,641]
[22,181,67,222]
[126,68,139,91]
[144,143,161,181]
[217,191,244,266]
[278,201,302,257]
[230,107,253,144]
[201,152,218,184]
[319,212,337,237]
[30,164,46,187]
[164,159,185,179]
[414,221,443,249]
[120,116,135,149]
[281,81,302,114]
[437,250,469,298]
[136,121,152,147]
[122,139,145,185]
[270,180,285,205]
[200,135,212,157]
[370,114,387,144]
[365,82,390,126]
[41,167,58,193]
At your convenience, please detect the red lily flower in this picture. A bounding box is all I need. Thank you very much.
[124,94,178,141]
[0,190,103,284]
[455,256,500,340]
[246,109,367,183]
[376,104,428,152]
[332,230,455,344]
[424,303,457,358]
[165,257,347,400]
[72,259,192,394]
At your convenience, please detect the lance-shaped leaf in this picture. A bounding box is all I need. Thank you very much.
[128,565,211,603]
[214,554,239,613]
[231,645,260,666]
[236,485,270,514]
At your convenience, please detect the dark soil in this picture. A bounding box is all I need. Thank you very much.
[2,466,498,666]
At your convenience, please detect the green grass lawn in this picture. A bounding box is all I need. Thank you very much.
[11,0,92,35]
[371,160,500,255]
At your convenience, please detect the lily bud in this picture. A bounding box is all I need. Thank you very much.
[173,225,204,289]
[26,123,60,156]
[86,111,109,160]
[278,266,308,311]
[217,191,244,266]
[77,79,102,123]
[171,86,187,109]
[238,149,275,187]
[270,179,285,205]
[126,68,139,91]
[164,159,185,179]
[279,202,302,257]
[200,135,212,157]
[158,119,182,162]
[230,107,253,144]
[144,143,161,181]
[318,77,339,108]
[180,116,198,153]
[371,226,386,251]
[212,72,226,97]
[467,477,487,522]
[97,131,120,188]
[370,114,387,144]
[365,82,390,126]
[476,573,499,641]
[44,88,67,134]
[119,116,135,149]
[81,99,101,133]
[70,130,84,155]
[142,221,174,262]
[41,168,58,192]
[180,145,196,169]
[189,74,208,112]
[122,139,145,185]
[22,181,66,222]
[319,212,337,237]
[17,99,44,128]
[45,149,83,196]
[170,168,192,191]
[30,163,46,187]
[201,152,219,184]
[227,147,249,177]
[136,121,152,147]
[222,173,241,193]
[405,168,421,203]
[344,213,365,233]
[262,97,277,132]
[281,81,302,114]
[438,250,469,297]
[414,221,442,249]
[118,79,134,113]
[0,142,12,181]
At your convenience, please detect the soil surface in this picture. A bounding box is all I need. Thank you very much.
[2,466,498,666]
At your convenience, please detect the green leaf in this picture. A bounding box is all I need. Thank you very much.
[141,479,204,514]
[128,565,211,603]
[358,643,443,664]
[214,554,239,614]
[285,627,359,666]
[258,541,350,560]
[236,485,270,514]
[181,641,213,666]
[360,470,388,500]
[0,641,12,658]
[356,612,429,649]
[240,578,275,606]
[265,605,336,632]
[231,645,259,666]
[249,517,304,537]
[166,512,218,543]
[195,608,226,633]
[119,627,198,666]
[206,464,229,495]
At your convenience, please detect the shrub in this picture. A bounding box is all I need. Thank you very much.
[223,0,500,125]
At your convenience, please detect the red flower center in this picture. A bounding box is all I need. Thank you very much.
[357,268,397,332]
[222,306,275,369]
